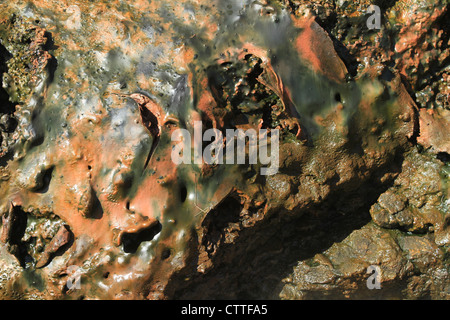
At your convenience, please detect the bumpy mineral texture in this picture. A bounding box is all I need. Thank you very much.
[0,0,448,300]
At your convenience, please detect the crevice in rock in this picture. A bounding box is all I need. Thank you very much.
[437,152,450,164]
[89,191,104,220]
[121,221,162,254]
[179,183,188,203]
[0,42,14,115]
[42,31,58,86]
[0,42,16,166]
[200,194,243,259]
[33,166,54,194]
[0,150,14,167]
[0,205,30,268]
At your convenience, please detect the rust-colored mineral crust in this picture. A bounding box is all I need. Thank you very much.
[0,0,448,300]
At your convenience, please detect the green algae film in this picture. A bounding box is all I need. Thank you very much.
[0,0,421,299]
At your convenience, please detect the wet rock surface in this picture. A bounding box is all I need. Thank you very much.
[0,0,448,300]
